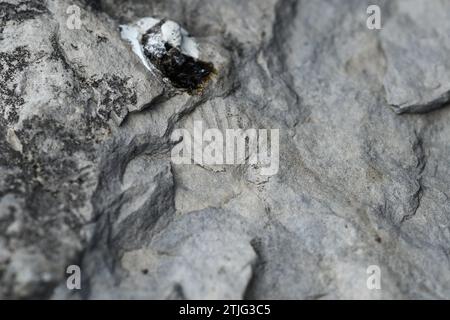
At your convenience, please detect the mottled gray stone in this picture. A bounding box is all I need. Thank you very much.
[1,0,450,300]
[381,0,450,113]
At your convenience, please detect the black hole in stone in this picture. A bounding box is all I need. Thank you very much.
[143,35,215,93]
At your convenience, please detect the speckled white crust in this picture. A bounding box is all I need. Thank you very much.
[120,18,158,71]
[120,17,200,72]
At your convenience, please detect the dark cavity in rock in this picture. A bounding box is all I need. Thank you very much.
[141,24,215,93]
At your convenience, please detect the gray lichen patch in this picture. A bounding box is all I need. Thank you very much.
[0,46,31,124]
[0,115,97,298]
[46,33,139,126]
[0,0,48,34]
[89,75,138,123]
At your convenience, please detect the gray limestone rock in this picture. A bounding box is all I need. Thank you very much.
[1,0,450,300]
[381,0,450,113]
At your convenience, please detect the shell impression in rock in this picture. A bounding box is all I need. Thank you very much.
[120,17,214,92]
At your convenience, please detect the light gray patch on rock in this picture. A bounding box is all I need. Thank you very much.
[381,0,450,113]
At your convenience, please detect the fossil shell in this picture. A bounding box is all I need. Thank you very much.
[120,17,213,92]
[120,17,199,71]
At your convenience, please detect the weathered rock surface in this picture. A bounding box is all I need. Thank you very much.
[381,0,450,113]
[1,0,450,299]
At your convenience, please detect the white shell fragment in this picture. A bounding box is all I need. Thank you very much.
[161,20,182,48]
[120,17,200,72]
[6,128,23,153]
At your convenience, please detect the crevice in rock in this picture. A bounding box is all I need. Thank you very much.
[48,27,90,92]
[76,133,177,297]
[256,0,305,128]
[401,131,426,224]
[242,237,265,300]
[264,0,299,95]
[391,91,450,115]
[165,283,186,300]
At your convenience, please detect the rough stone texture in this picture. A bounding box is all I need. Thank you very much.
[1,0,450,299]
[381,0,450,113]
